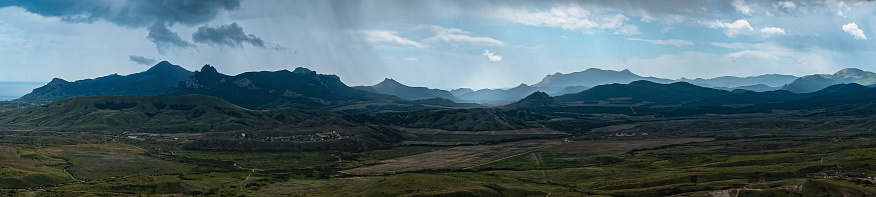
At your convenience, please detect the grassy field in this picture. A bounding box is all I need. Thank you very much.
[0,146,70,188]
[1,136,875,196]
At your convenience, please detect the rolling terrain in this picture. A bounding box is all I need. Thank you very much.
[3,66,876,196]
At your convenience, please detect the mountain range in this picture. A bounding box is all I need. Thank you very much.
[18,61,192,103]
[9,61,876,111]
[165,65,399,109]
[532,68,674,87]
[455,68,804,102]
[678,74,798,89]
[354,78,457,101]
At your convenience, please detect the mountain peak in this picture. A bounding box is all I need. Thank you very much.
[525,91,550,99]
[503,91,559,109]
[834,68,868,78]
[200,64,219,74]
[292,67,316,74]
[375,78,406,87]
[146,61,185,73]
[48,78,68,84]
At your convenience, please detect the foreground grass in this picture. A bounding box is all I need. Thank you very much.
[1,137,875,196]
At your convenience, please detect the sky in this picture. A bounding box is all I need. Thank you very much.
[1,0,876,90]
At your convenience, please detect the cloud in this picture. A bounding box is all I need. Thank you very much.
[147,23,193,53]
[777,1,796,9]
[361,30,424,48]
[0,0,240,26]
[483,50,502,61]
[829,0,851,17]
[601,14,628,29]
[710,42,748,49]
[416,25,468,35]
[614,25,640,35]
[842,23,867,40]
[727,50,778,60]
[495,6,638,35]
[627,38,693,47]
[403,57,419,61]
[629,9,686,25]
[732,0,752,15]
[129,55,156,65]
[709,20,754,37]
[192,22,266,48]
[419,25,505,47]
[423,34,505,47]
[499,6,597,32]
[0,0,241,51]
[760,27,786,35]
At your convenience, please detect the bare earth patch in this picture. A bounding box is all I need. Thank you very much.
[403,127,564,135]
[341,140,564,175]
[590,124,640,133]
[543,138,714,154]
[0,147,37,171]
[41,143,145,156]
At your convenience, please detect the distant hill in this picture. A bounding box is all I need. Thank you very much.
[782,68,876,93]
[532,68,673,88]
[502,91,560,109]
[0,95,339,132]
[457,84,564,101]
[666,83,876,116]
[679,74,797,89]
[450,88,474,97]
[165,65,399,109]
[16,61,193,105]
[731,84,781,92]
[554,80,731,105]
[550,86,590,96]
[354,78,457,101]
[683,90,803,107]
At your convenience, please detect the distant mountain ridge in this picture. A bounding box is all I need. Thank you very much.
[679,74,798,88]
[782,68,876,93]
[354,78,457,101]
[11,61,876,111]
[13,61,401,110]
[456,83,565,101]
[166,65,399,109]
[532,68,673,88]
[17,61,193,104]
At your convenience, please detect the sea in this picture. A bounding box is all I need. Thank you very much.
[0,81,45,101]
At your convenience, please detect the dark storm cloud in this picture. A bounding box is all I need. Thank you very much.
[148,23,194,53]
[0,0,240,26]
[192,22,266,48]
[129,55,157,65]
[0,0,241,52]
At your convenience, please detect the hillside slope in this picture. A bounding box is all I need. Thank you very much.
[0,95,338,132]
